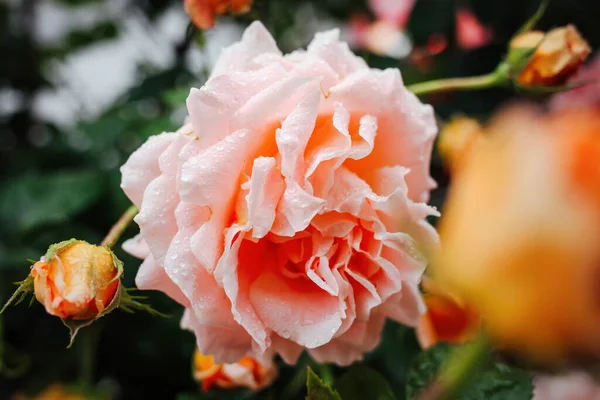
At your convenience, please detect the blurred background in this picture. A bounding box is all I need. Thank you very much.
[0,0,598,399]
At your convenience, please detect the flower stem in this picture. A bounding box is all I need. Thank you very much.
[408,63,511,96]
[101,205,139,248]
[78,327,97,387]
[419,335,491,400]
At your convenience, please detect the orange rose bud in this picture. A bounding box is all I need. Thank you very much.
[510,25,591,86]
[417,279,480,349]
[193,350,277,391]
[31,240,120,321]
[433,107,600,365]
[184,0,253,30]
[437,116,484,174]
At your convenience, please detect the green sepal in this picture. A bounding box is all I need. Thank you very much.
[108,249,124,285]
[0,275,35,315]
[44,238,79,261]
[512,0,550,38]
[119,287,170,318]
[306,367,342,400]
[62,280,123,348]
[515,79,595,95]
[506,45,540,76]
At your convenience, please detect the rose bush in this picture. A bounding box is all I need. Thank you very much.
[121,21,438,365]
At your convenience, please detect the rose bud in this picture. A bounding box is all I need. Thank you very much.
[184,0,253,30]
[433,106,600,366]
[509,25,591,87]
[31,240,120,321]
[193,350,277,391]
[416,278,480,350]
[437,116,484,174]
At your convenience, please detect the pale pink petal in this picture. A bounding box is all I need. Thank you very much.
[135,254,190,307]
[270,336,304,365]
[309,313,386,365]
[122,234,149,259]
[135,135,193,263]
[187,63,289,148]
[181,308,252,363]
[210,21,282,78]
[379,282,425,326]
[120,132,177,206]
[307,29,368,78]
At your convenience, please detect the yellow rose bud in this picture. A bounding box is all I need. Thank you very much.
[510,25,591,86]
[30,240,120,321]
[437,116,485,174]
[433,107,600,365]
[193,350,277,391]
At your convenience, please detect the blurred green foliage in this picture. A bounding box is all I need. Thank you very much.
[0,0,597,398]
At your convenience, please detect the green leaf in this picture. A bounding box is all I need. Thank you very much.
[336,365,397,400]
[306,367,342,400]
[405,343,534,400]
[0,275,35,315]
[0,171,104,234]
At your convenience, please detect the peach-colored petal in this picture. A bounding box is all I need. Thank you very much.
[250,270,344,348]
[245,157,285,239]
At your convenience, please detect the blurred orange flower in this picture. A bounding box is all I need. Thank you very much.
[437,116,485,174]
[510,25,591,86]
[184,0,253,30]
[433,106,600,365]
[12,384,100,400]
[31,241,119,320]
[193,350,277,391]
[417,278,480,349]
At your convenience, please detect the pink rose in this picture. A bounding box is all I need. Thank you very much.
[120,21,438,365]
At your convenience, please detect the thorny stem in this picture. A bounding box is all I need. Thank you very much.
[100,205,139,248]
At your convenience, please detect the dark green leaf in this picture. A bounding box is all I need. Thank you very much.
[405,343,533,400]
[0,171,104,234]
[306,367,342,400]
[336,365,397,400]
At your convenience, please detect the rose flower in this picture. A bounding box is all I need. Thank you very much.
[31,240,119,321]
[121,22,439,365]
[433,106,600,365]
[185,0,253,30]
[193,350,277,391]
[510,25,591,87]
